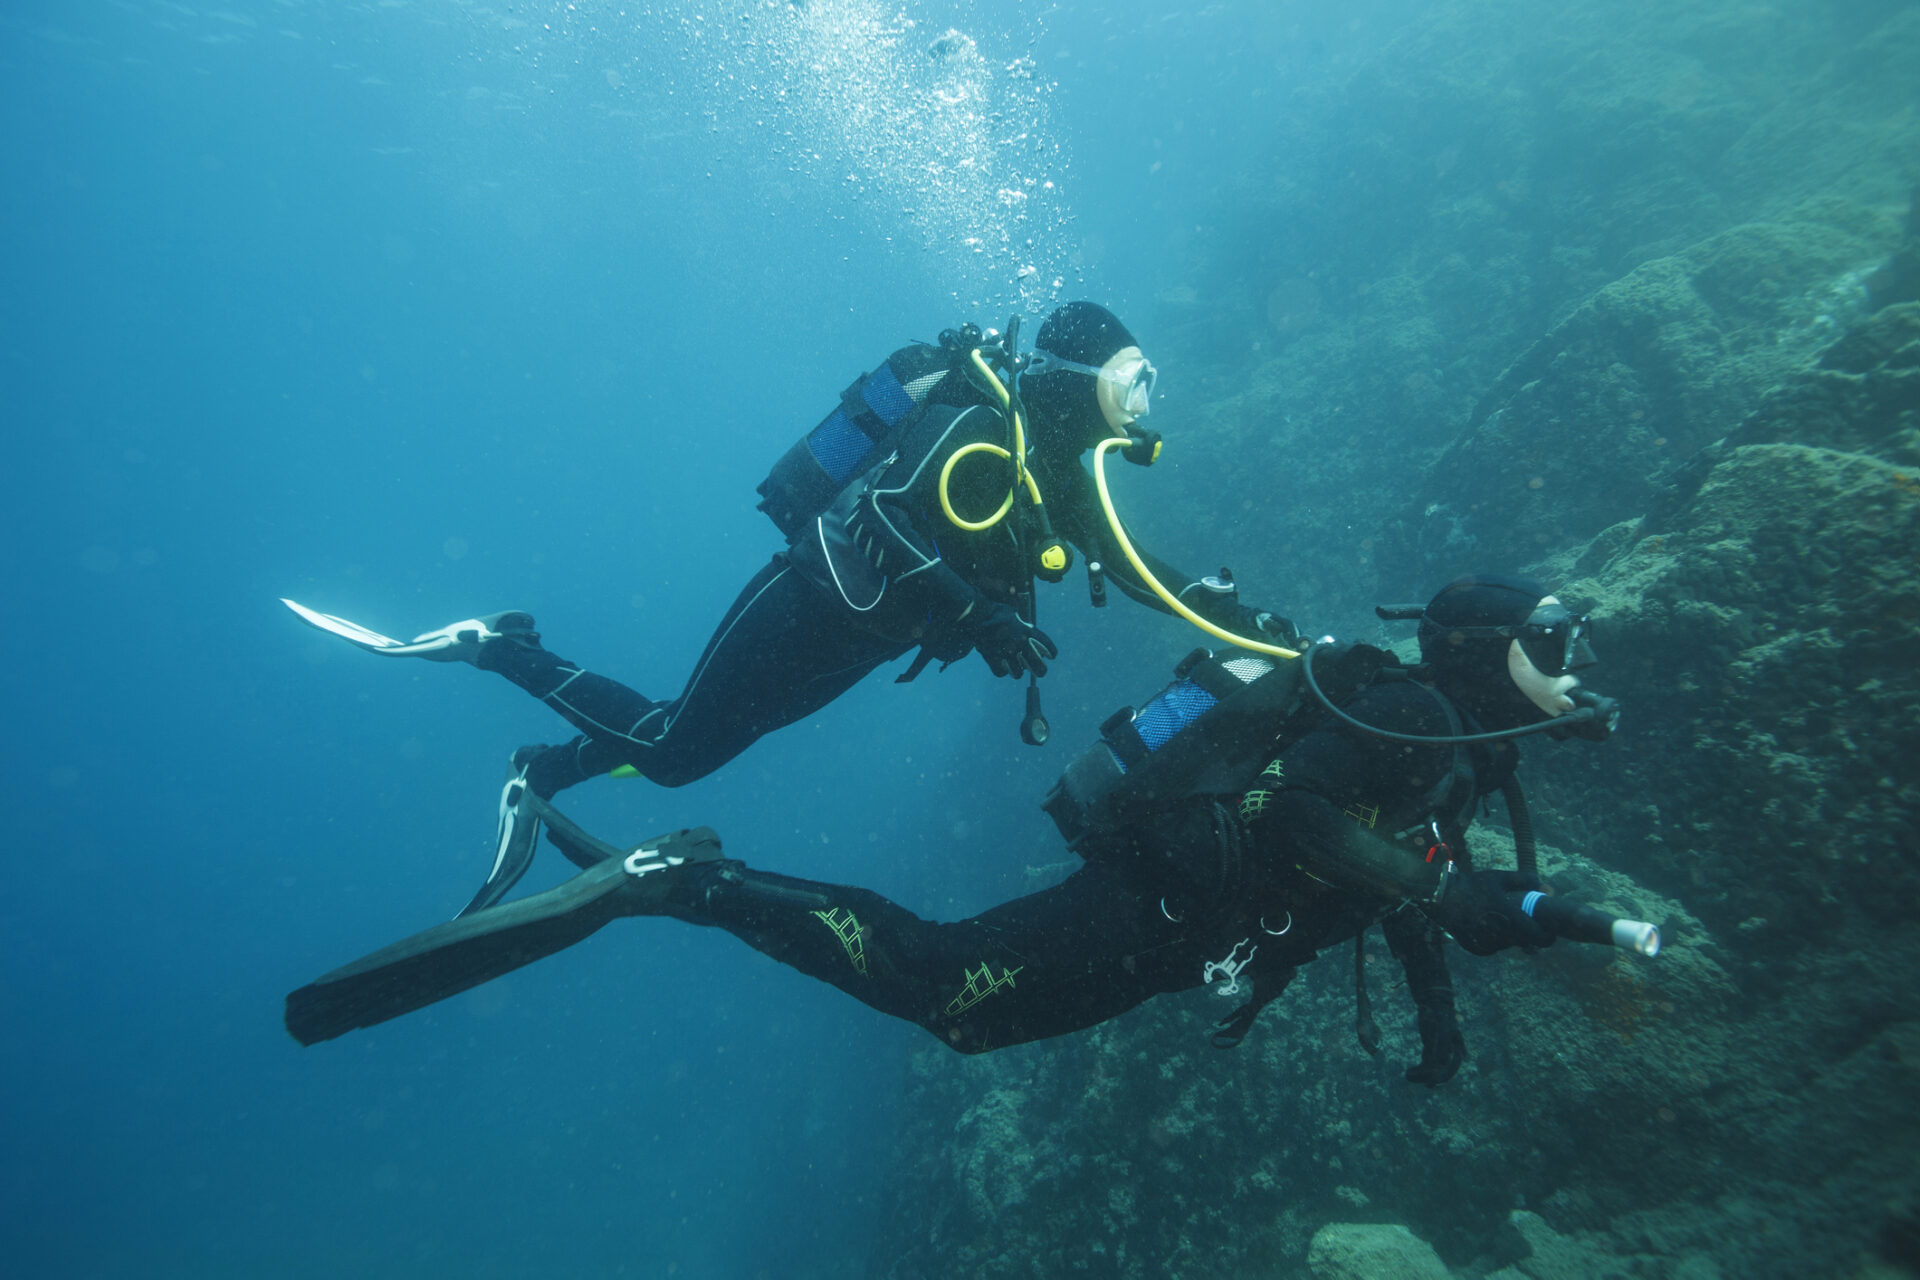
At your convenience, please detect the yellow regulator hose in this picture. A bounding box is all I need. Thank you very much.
[938,348,1046,532]
[1090,436,1301,661]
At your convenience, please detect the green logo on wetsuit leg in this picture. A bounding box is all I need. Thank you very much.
[1240,757,1285,823]
[811,908,870,977]
[945,962,1024,1016]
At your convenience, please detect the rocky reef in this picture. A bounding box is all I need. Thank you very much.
[865,2,1920,1276]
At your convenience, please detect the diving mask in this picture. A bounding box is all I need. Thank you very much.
[1028,345,1158,422]
[1424,602,1596,677]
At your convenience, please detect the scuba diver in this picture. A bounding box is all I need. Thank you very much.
[287,573,1657,1081]
[284,302,1296,917]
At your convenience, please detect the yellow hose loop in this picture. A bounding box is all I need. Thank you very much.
[1090,437,1301,661]
[938,348,1044,532]
[940,442,1019,531]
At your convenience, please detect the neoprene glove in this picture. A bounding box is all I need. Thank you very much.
[1219,601,1299,647]
[1432,869,1558,956]
[967,602,1058,678]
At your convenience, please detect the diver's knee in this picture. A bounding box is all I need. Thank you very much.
[644,762,707,789]
[931,1022,997,1055]
[599,747,700,788]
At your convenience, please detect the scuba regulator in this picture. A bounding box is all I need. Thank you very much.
[1355,605,1622,746]
[939,314,1075,583]
[938,313,1068,746]
[934,312,1193,745]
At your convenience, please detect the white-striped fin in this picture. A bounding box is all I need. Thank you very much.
[280,598,407,650]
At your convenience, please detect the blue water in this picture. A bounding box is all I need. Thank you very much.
[2,2,1371,1275]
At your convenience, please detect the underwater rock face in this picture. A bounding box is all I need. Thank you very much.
[1720,299,1920,464]
[868,3,1920,1277]
[1391,214,1888,591]
[1168,0,1920,628]
[871,283,1920,1280]
[1487,1210,1642,1280]
[1306,1221,1449,1280]
[873,304,1919,1274]
[1528,332,1920,941]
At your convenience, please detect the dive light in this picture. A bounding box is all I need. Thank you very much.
[1514,891,1661,957]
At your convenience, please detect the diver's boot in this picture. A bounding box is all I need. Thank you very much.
[407,610,542,665]
[509,740,597,800]
[286,825,727,1046]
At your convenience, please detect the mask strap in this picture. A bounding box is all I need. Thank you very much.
[1025,349,1106,379]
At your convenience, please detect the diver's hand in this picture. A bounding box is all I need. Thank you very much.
[1220,601,1299,647]
[967,603,1058,679]
[1405,989,1466,1086]
[1431,870,1557,956]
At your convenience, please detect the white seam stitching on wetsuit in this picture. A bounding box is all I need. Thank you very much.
[541,567,794,755]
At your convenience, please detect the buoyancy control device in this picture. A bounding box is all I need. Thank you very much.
[756,328,1006,540]
[1041,641,1396,851]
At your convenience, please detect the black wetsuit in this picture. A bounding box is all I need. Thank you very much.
[671,680,1515,1053]
[483,391,1252,794]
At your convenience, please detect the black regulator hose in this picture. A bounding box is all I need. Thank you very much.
[1299,640,1615,747]
[1502,776,1538,876]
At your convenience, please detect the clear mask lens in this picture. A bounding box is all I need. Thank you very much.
[1108,357,1156,416]
[1519,612,1592,676]
[1031,349,1156,418]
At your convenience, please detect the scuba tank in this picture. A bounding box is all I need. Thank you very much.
[755,341,971,540]
[1042,641,1395,850]
[756,318,1072,577]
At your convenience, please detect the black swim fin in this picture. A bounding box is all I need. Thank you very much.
[286,825,723,1046]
